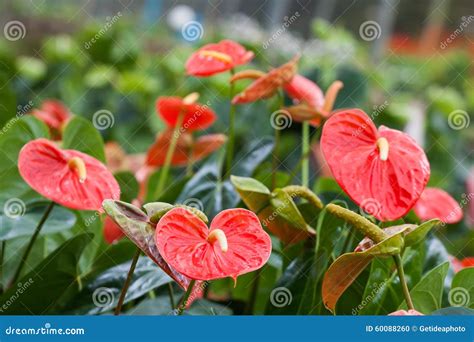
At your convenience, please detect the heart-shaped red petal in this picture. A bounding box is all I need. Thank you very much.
[156,97,216,132]
[414,187,463,224]
[186,40,254,77]
[321,109,430,221]
[155,208,271,281]
[18,138,120,211]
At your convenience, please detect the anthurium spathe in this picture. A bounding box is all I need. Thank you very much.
[231,56,299,104]
[414,187,463,224]
[146,129,226,167]
[155,207,272,281]
[321,109,430,221]
[186,40,254,77]
[19,138,120,211]
[283,75,344,127]
[103,215,125,244]
[30,99,71,139]
[156,93,216,132]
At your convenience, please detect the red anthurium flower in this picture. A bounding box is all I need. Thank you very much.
[31,100,71,139]
[186,39,254,77]
[18,138,120,211]
[466,168,474,227]
[146,129,226,167]
[155,208,272,281]
[389,309,423,316]
[103,216,125,244]
[451,256,474,273]
[283,75,344,127]
[321,109,430,221]
[157,93,216,132]
[231,56,299,104]
[414,187,463,224]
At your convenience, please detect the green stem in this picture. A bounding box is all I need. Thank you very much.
[281,185,323,210]
[393,254,415,311]
[301,121,310,187]
[167,283,176,309]
[272,128,280,189]
[114,248,140,315]
[225,69,236,177]
[153,111,185,199]
[176,279,196,315]
[11,202,54,286]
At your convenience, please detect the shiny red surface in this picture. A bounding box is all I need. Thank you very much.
[321,109,430,221]
[156,97,216,132]
[414,187,463,224]
[18,138,120,211]
[155,207,271,281]
[186,40,254,77]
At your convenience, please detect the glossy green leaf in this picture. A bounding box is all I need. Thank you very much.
[450,267,474,308]
[322,233,405,313]
[0,203,76,240]
[399,262,450,314]
[62,116,105,162]
[0,116,49,203]
[0,233,93,314]
[269,189,309,232]
[404,219,440,247]
[230,175,270,211]
[114,171,139,203]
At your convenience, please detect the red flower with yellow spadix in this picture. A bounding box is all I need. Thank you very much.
[283,75,344,126]
[157,93,216,132]
[186,40,254,77]
[231,56,299,104]
[155,207,271,281]
[413,187,463,224]
[146,129,226,167]
[321,109,430,221]
[18,138,120,211]
[30,99,71,139]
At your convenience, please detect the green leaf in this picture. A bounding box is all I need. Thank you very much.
[231,137,274,177]
[102,200,191,289]
[269,189,310,232]
[322,233,405,313]
[404,219,440,246]
[70,257,173,314]
[0,74,16,127]
[399,262,450,314]
[130,296,233,315]
[0,203,76,240]
[0,233,93,314]
[62,116,105,162]
[0,116,49,203]
[431,307,474,315]
[114,171,139,203]
[450,268,474,308]
[230,175,270,211]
